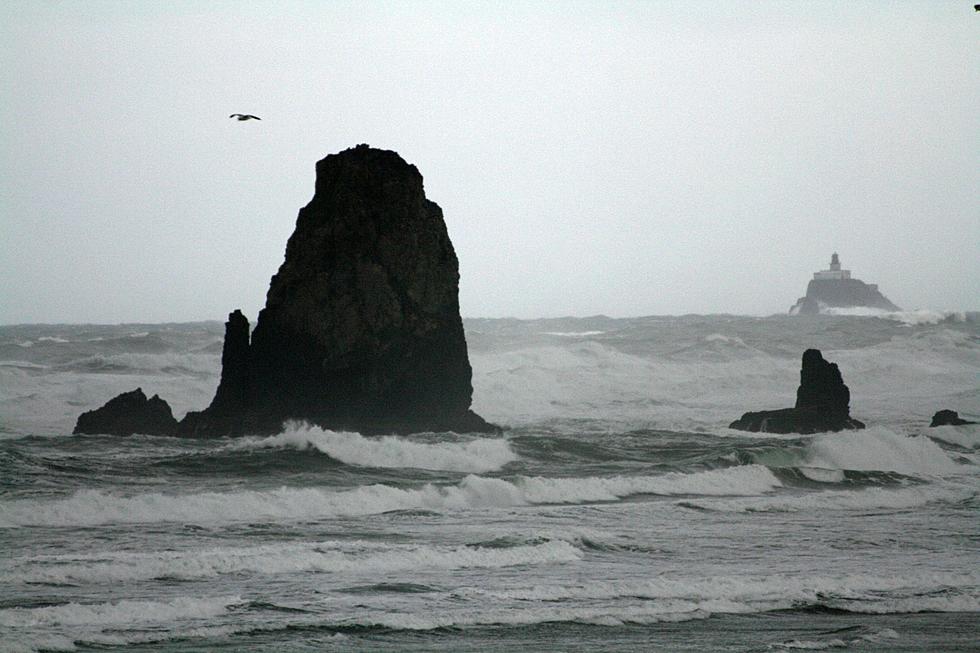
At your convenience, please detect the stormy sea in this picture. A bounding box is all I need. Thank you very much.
[1,312,978,652]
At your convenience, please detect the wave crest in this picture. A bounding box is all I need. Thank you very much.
[802,426,964,477]
[2,540,581,585]
[0,465,780,527]
[230,423,517,472]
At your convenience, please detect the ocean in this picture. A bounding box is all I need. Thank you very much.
[1,312,978,652]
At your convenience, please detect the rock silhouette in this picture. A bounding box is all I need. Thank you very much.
[73,388,178,436]
[789,253,899,315]
[729,349,866,434]
[790,279,900,315]
[82,145,493,436]
[179,309,251,435]
[929,410,976,427]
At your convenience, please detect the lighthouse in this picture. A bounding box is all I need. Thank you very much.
[790,253,899,314]
[813,252,851,280]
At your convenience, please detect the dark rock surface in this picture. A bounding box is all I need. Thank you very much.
[241,144,490,434]
[729,349,866,434]
[179,310,252,436]
[73,388,178,436]
[930,410,976,427]
[790,278,900,315]
[85,145,493,437]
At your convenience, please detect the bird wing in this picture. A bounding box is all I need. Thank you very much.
[230,114,241,118]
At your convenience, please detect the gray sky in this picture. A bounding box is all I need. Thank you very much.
[1,1,977,324]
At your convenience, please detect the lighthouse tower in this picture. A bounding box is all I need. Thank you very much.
[813,253,851,280]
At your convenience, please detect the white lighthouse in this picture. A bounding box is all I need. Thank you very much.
[812,252,851,280]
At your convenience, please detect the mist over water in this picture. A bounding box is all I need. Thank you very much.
[1,314,978,651]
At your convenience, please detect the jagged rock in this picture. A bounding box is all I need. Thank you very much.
[179,310,251,436]
[73,388,178,436]
[177,144,493,436]
[729,349,866,434]
[77,146,493,437]
[930,410,976,427]
[789,253,899,315]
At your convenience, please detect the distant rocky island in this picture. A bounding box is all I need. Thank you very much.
[789,253,900,315]
[76,145,494,436]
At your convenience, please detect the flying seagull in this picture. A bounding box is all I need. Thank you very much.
[229,114,261,121]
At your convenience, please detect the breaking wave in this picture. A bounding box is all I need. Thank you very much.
[0,596,242,653]
[928,424,980,450]
[822,307,967,326]
[230,423,517,473]
[0,595,240,628]
[2,539,581,585]
[0,465,780,527]
[458,569,980,612]
[801,427,964,476]
[57,352,218,376]
[680,480,977,513]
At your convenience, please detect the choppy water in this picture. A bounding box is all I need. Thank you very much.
[1,312,978,652]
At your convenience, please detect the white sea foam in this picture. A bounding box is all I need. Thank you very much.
[768,638,848,650]
[349,602,723,630]
[458,570,980,607]
[0,595,241,628]
[231,423,517,472]
[704,333,748,345]
[471,321,980,431]
[514,464,781,504]
[823,306,966,326]
[682,481,976,513]
[0,465,780,527]
[769,629,900,650]
[0,634,77,653]
[802,426,965,476]
[0,360,48,369]
[928,424,980,449]
[1,540,581,584]
[470,340,795,428]
[542,330,606,337]
[63,352,219,375]
[336,579,978,630]
[0,597,242,653]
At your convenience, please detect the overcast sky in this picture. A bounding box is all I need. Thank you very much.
[1,1,977,324]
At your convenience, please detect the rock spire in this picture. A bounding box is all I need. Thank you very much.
[79,145,494,436]
[729,349,866,434]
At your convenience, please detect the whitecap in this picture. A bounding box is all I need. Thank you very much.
[2,539,581,584]
[0,595,241,628]
[230,422,517,473]
[928,424,980,449]
[802,426,965,477]
[681,481,976,513]
[0,465,781,527]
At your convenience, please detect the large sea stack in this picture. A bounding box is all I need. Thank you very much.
[729,349,866,434]
[80,145,493,436]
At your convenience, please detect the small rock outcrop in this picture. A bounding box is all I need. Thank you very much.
[930,410,976,427]
[729,349,866,434]
[83,145,493,437]
[790,253,899,315]
[73,388,178,436]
